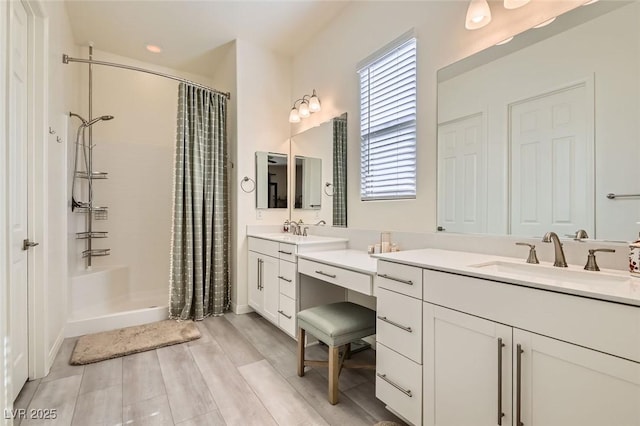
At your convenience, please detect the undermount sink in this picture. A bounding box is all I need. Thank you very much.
[469,260,630,286]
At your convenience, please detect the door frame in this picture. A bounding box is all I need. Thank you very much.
[2,0,49,405]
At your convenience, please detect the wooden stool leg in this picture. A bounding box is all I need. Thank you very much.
[328,345,340,405]
[297,328,305,377]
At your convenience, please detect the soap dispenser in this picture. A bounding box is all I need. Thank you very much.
[629,232,640,277]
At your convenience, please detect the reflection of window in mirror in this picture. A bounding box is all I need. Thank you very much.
[256,151,288,209]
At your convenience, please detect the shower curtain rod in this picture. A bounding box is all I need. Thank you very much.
[62,54,231,99]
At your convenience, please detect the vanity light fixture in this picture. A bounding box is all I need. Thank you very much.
[503,0,530,9]
[533,17,556,28]
[288,90,322,123]
[465,0,492,30]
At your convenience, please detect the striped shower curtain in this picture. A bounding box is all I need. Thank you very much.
[169,83,229,320]
[333,114,348,227]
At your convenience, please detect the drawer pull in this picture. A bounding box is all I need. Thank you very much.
[315,270,337,279]
[377,315,412,333]
[516,344,524,426]
[497,337,505,425]
[377,273,413,285]
[278,250,293,255]
[278,276,292,283]
[278,310,292,319]
[376,373,412,397]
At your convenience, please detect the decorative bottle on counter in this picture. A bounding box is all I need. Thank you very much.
[629,233,640,277]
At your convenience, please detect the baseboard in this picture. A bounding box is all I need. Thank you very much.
[47,329,64,374]
[231,303,253,315]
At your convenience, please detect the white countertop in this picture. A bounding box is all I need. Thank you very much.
[247,232,348,246]
[296,249,377,275]
[375,248,640,307]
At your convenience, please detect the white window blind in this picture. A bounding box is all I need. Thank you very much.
[359,37,417,201]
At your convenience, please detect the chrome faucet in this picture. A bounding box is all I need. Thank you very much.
[566,229,589,241]
[542,232,568,267]
[315,220,326,226]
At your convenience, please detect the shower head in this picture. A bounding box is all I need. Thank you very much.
[83,115,114,127]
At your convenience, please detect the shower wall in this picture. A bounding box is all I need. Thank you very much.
[70,48,216,300]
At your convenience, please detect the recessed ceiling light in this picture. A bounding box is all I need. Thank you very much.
[496,36,514,46]
[146,44,162,53]
[533,17,556,28]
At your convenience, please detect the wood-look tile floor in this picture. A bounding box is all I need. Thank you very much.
[13,312,407,426]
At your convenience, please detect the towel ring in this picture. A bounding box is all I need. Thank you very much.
[241,176,256,193]
[324,182,334,197]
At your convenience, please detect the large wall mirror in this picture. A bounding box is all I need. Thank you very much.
[291,113,347,226]
[256,152,288,209]
[437,1,639,241]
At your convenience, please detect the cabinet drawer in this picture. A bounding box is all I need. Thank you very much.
[278,294,296,338]
[278,260,296,299]
[278,243,297,262]
[298,258,373,296]
[376,261,423,299]
[376,342,422,426]
[248,237,279,258]
[377,287,422,364]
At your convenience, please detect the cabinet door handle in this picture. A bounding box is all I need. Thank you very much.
[278,276,292,283]
[259,259,264,290]
[497,338,505,425]
[278,250,293,255]
[516,343,524,426]
[315,270,336,279]
[278,310,292,319]
[376,373,412,398]
[377,273,413,285]
[376,315,412,333]
[257,258,262,290]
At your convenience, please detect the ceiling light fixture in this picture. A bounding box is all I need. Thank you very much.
[465,0,492,30]
[503,0,530,9]
[496,36,514,45]
[533,17,556,28]
[288,90,322,123]
[146,44,162,53]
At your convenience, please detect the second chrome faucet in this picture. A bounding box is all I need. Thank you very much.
[542,232,567,267]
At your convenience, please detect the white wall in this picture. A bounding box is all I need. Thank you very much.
[439,3,640,241]
[46,0,79,367]
[70,48,215,302]
[231,39,291,313]
[291,0,585,232]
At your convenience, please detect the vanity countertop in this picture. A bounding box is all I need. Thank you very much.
[247,232,348,246]
[374,248,640,307]
[296,249,377,275]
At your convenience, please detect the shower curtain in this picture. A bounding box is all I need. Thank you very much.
[169,83,229,320]
[333,115,347,227]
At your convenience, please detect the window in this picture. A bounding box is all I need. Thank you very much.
[359,35,417,201]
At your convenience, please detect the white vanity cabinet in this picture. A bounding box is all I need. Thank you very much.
[421,269,640,426]
[248,238,298,337]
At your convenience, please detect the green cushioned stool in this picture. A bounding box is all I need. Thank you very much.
[297,302,376,405]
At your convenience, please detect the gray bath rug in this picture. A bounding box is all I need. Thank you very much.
[70,319,201,365]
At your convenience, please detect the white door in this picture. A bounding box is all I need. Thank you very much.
[423,304,512,426]
[9,0,30,401]
[261,255,279,325]
[248,251,263,313]
[514,329,640,426]
[437,113,486,233]
[510,83,593,237]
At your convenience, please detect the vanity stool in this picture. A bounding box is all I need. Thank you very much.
[297,301,376,405]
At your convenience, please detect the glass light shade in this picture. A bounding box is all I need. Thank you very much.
[504,0,530,9]
[495,36,514,46]
[465,0,492,30]
[533,17,556,28]
[289,107,300,123]
[582,0,598,5]
[298,101,310,118]
[309,94,321,112]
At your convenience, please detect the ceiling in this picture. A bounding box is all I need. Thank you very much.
[64,0,352,78]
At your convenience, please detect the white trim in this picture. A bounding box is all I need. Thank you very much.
[231,303,254,315]
[22,0,49,380]
[356,28,416,72]
[1,0,10,419]
[47,329,63,368]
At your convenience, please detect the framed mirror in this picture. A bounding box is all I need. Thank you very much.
[256,152,288,209]
[436,1,639,241]
[294,156,322,210]
[290,113,347,226]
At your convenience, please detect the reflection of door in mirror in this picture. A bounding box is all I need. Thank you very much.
[256,151,288,209]
[294,156,322,209]
[437,2,637,240]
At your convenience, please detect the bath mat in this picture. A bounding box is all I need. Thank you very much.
[69,320,201,365]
